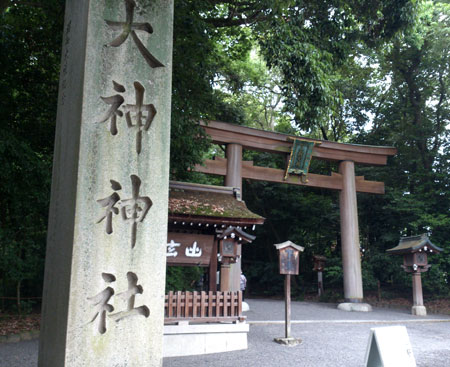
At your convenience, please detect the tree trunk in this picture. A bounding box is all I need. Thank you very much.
[17,280,22,317]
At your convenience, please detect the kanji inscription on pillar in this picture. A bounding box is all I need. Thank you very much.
[98,81,157,154]
[105,0,165,69]
[87,273,116,334]
[39,0,173,365]
[98,81,125,135]
[88,272,150,335]
[97,175,152,248]
[96,180,122,235]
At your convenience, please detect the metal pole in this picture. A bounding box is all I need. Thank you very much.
[285,274,291,338]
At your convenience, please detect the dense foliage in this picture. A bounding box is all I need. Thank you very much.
[0,0,63,312]
[0,0,448,311]
[242,0,450,300]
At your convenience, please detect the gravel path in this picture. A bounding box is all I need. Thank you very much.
[1,299,449,367]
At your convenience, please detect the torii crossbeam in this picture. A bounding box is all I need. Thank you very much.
[194,120,397,306]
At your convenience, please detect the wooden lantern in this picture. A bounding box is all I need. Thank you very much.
[313,255,327,296]
[387,234,443,316]
[274,241,304,275]
[217,227,255,264]
[220,238,237,260]
[217,227,255,291]
[313,255,327,272]
[273,240,304,341]
[387,234,441,273]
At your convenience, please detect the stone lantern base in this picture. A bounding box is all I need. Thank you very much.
[412,305,427,316]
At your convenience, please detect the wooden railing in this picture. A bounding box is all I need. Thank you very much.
[164,291,245,324]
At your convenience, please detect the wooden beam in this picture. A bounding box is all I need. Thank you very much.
[355,176,385,195]
[200,120,397,166]
[243,163,343,191]
[194,158,385,194]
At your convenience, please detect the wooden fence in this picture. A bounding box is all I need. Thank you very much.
[164,291,245,324]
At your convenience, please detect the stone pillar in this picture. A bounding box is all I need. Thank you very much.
[411,272,426,316]
[339,161,364,302]
[38,1,173,366]
[225,143,243,292]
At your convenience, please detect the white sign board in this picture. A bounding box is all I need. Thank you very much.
[365,326,416,367]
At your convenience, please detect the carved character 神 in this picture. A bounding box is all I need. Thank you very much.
[96,175,151,248]
[96,180,122,234]
[97,81,156,154]
[98,81,125,135]
[124,82,157,154]
[120,175,152,248]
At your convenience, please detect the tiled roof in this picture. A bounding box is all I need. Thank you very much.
[168,181,264,226]
[387,234,443,254]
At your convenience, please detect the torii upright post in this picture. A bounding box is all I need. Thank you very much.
[338,161,371,311]
[225,144,242,189]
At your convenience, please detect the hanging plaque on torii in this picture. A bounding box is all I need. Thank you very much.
[284,138,321,183]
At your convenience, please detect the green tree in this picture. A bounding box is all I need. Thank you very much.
[0,0,433,307]
[353,1,450,296]
[0,1,63,311]
[259,0,416,139]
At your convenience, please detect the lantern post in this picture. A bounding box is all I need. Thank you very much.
[313,255,327,297]
[273,240,304,345]
[387,234,442,316]
[217,227,255,292]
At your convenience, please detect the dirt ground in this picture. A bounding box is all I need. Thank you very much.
[365,295,450,314]
[0,313,40,336]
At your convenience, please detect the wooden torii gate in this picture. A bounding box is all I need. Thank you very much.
[194,120,397,305]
